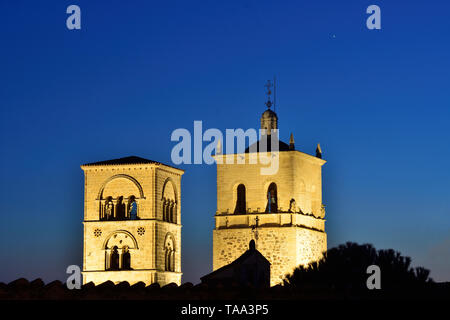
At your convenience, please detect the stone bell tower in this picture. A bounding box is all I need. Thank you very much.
[81,156,184,286]
[212,82,327,286]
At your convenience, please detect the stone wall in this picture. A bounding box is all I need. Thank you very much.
[213,226,326,286]
[81,162,183,286]
[296,228,327,267]
[83,269,182,287]
[212,147,327,287]
[215,151,326,217]
[155,221,182,273]
[155,167,182,223]
[83,220,154,271]
[83,165,156,221]
[83,270,155,286]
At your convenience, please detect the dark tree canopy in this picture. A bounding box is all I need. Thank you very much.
[284,242,432,290]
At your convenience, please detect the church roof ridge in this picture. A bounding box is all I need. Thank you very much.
[200,244,270,282]
[81,155,183,171]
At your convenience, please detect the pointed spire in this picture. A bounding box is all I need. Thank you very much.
[316,143,322,159]
[289,133,295,150]
[216,139,222,155]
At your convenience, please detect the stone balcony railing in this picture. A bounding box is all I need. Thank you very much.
[214,212,325,232]
[83,218,181,226]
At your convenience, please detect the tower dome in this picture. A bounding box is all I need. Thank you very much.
[260,79,278,135]
[260,106,278,134]
[246,102,289,153]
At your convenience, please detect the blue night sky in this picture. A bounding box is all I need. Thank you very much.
[1,0,449,284]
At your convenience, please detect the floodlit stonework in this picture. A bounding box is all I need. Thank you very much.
[213,104,327,286]
[81,156,184,286]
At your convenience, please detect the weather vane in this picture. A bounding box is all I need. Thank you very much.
[265,80,273,109]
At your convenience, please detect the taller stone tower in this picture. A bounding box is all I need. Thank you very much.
[212,86,327,286]
[81,156,184,286]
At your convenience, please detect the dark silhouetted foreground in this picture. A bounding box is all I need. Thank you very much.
[284,242,433,291]
[1,278,449,300]
[201,240,270,288]
[1,243,448,300]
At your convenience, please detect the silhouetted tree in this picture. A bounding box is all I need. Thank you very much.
[284,242,432,290]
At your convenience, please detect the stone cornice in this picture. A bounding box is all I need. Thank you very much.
[214,150,326,166]
[83,219,182,227]
[81,162,184,174]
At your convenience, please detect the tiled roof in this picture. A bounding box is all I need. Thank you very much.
[83,156,161,166]
[200,246,270,281]
[245,135,291,153]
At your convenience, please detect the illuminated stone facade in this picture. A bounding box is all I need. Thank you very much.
[213,108,327,286]
[81,156,184,286]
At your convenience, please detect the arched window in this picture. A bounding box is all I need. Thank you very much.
[110,246,120,270]
[116,196,125,220]
[162,199,177,223]
[163,199,169,222]
[128,195,138,220]
[104,231,137,271]
[172,203,177,223]
[166,250,172,271]
[164,235,175,272]
[234,184,246,214]
[122,246,131,270]
[171,201,177,223]
[100,196,138,221]
[162,199,166,221]
[103,197,114,221]
[97,175,144,221]
[162,179,177,224]
[164,200,169,222]
[266,183,278,213]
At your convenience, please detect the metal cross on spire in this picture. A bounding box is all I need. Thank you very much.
[265,80,273,109]
[252,216,259,245]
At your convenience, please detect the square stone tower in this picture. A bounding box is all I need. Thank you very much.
[213,91,327,286]
[81,156,184,286]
